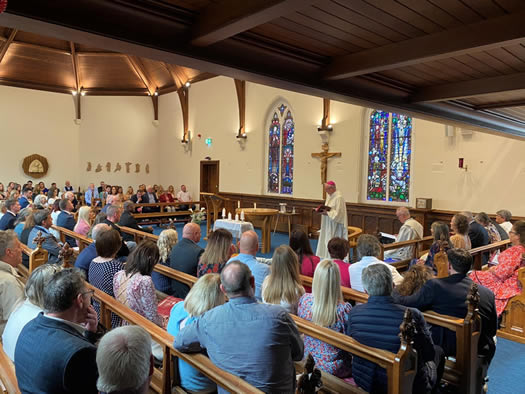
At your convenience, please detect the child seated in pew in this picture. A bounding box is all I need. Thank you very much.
[167,274,226,393]
[327,237,351,288]
[394,264,433,297]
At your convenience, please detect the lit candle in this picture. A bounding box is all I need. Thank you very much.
[254,203,257,209]
[237,200,240,209]
[235,213,239,221]
[222,208,226,218]
[228,212,232,220]
[241,210,245,221]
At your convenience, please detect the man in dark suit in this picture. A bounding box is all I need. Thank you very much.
[462,211,489,249]
[15,268,100,394]
[57,198,77,247]
[0,199,20,230]
[118,201,154,242]
[97,181,106,195]
[169,222,204,298]
[141,185,159,213]
[393,248,497,365]
[102,205,129,258]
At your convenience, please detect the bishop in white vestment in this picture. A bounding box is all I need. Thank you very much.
[316,181,348,259]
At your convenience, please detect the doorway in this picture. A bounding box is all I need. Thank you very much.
[200,160,219,195]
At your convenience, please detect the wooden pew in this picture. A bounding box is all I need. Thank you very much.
[51,225,91,251]
[498,266,525,344]
[53,225,481,393]
[380,236,434,272]
[133,201,205,225]
[19,243,48,273]
[0,343,19,394]
[87,283,262,394]
[300,274,481,394]
[469,239,511,270]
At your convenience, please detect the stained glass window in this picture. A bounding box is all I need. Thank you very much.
[267,104,294,194]
[389,114,412,202]
[367,110,389,201]
[366,110,412,202]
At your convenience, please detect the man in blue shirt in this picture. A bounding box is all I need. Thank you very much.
[226,230,269,301]
[18,188,33,210]
[174,261,303,393]
[84,183,99,206]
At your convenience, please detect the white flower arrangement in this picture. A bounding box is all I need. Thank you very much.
[190,207,206,224]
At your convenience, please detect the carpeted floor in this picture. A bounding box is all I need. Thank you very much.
[152,222,524,393]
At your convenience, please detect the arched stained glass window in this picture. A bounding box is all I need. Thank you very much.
[366,110,412,202]
[267,103,294,194]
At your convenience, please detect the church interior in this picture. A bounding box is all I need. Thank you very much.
[1,1,525,393]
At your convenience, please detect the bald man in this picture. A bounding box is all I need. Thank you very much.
[169,222,204,298]
[225,230,270,301]
[174,261,303,393]
[384,207,423,261]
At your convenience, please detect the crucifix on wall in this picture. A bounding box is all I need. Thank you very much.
[311,143,341,199]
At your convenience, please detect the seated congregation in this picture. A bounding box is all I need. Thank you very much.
[0,181,522,394]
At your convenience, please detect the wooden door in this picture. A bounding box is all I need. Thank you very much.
[200,160,219,194]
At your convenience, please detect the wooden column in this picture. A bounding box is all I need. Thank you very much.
[321,98,330,129]
[234,79,246,138]
[178,88,189,143]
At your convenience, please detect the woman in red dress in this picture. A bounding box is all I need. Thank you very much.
[470,221,525,316]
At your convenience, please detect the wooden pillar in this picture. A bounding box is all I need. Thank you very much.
[178,88,189,143]
[234,79,246,138]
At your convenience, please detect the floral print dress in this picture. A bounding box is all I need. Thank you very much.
[470,244,525,316]
[298,293,352,377]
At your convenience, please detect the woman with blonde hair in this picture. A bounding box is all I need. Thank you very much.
[159,185,176,212]
[152,229,178,295]
[74,206,91,238]
[167,274,226,393]
[262,245,304,314]
[298,259,352,378]
[124,186,134,201]
[197,228,235,277]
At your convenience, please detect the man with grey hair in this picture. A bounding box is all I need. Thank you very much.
[349,234,403,292]
[103,205,129,257]
[28,209,62,264]
[346,264,443,393]
[384,206,423,261]
[75,223,111,277]
[15,268,99,393]
[0,230,25,335]
[96,326,153,394]
[142,185,159,213]
[174,261,303,393]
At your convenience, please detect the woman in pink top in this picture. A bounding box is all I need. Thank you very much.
[327,237,351,288]
[74,206,91,238]
[289,230,320,277]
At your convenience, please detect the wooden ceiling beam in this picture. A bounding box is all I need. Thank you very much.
[411,72,525,102]
[77,51,126,57]
[474,99,525,111]
[0,28,17,64]
[0,77,71,94]
[69,42,80,92]
[127,55,156,95]
[191,0,317,47]
[323,11,525,80]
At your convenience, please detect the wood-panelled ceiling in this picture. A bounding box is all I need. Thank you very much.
[2,0,525,136]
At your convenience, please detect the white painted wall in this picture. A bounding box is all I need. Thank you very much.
[2,80,524,217]
[0,85,159,192]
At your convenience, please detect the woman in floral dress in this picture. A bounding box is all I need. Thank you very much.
[298,259,352,378]
[470,221,525,316]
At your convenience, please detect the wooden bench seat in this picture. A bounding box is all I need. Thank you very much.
[0,343,19,394]
[380,236,434,272]
[498,266,525,344]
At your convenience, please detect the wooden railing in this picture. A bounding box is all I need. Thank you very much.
[53,225,483,393]
[469,239,511,270]
[379,236,434,271]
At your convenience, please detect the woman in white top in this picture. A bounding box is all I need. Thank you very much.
[2,264,62,361]
[262,245,304,314]
[496,209,513,235]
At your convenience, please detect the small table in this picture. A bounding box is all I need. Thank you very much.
[235,208,278,254]
[213,219,254,240]
[273,211,301,238]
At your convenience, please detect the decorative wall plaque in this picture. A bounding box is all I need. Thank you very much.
[22,154,49,179]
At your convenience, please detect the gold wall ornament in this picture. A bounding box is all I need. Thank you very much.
[135,163,140,173]
[22,154,49,179]
[114,162,122,172]
[95,163,102,172]
[125,162,132,173]
[106,162,111,172]
[145,164,150,174]
[86,162,92,171]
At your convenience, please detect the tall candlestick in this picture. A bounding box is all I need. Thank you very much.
[235,213,239,221]
[253,203,257,209]
[222,208,226,218]
[241,210,245,221]
[237,200,240,209]
[228,212,232,220]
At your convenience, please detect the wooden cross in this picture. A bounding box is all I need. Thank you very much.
[311,143,341,199]
[58,243,74,268]
[34,231,46,249]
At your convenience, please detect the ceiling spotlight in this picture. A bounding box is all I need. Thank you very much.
[185,81,191,88]
[327,124,333,131]
[80,90,86,96]
[154,91,159,96]
[72,91,77,96]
